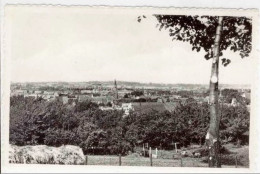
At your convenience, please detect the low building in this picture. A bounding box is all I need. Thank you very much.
[77,94,93,102]
[99,106,114,111]
[242,92,251,100]
[231,98,240,107]
[57,94,77,104]
[150,96,159,102]
[121,103,133,115]
[118,89,131,97]
[42,94,56,101]
[81,90,93,94]
[171,95,181,99]
[58,95,69,104]
[157,97,167,103]
[11,89,28,96]
[34,90,43,94]
[100,90,109,96]
[204,96,210,104]
[54,92,60,97]
[43,91,54,95]
[91,96,114,105]
[24,93,39,99]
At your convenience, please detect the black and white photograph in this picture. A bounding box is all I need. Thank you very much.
[1,4,259,173]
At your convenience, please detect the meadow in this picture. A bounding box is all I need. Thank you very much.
[85,144,249,168]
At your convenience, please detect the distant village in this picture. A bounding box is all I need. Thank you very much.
[10,80,251,116]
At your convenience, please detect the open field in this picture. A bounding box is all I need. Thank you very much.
[8,142,248,168]
[86,155,205,167]
[85,155,245,168]
[85,144,249,168]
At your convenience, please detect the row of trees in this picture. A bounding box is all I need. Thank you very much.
[10,96,249,155]
[221,89,250,105]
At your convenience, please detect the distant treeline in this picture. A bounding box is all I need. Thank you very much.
[10,96,249,155]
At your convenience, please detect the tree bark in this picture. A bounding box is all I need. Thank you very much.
[206,16,223,168]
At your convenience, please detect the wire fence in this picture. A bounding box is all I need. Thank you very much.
[83,154,241,168]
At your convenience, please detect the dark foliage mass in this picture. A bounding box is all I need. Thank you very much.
[221,88,250,105]
[10,96,249,155]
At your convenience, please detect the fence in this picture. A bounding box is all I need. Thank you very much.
[83,153,241,168]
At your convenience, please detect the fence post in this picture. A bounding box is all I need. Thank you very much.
[180,157,183,167]
[119,154,122,166]
[143,144,145,157]
[150,153,153,166]
[85,155,88,165]
[149,147,152,166]
[160,144,162,157]
[235,155,237,168]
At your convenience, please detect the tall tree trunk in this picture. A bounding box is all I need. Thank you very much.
[206,16,223,168]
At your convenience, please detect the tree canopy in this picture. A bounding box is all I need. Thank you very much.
[10,96,249,155]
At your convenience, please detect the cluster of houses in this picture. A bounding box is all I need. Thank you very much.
[11,89,117,104]
[10,80,251,116]
[11,89,60,101]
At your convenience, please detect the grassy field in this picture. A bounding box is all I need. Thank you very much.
[85,155,245,168]
[85,144,249,168]
[86,155,206,167]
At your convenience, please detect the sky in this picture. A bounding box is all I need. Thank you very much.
[7,6,254,85]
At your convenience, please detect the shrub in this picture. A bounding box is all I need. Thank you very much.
[9,144,85,165]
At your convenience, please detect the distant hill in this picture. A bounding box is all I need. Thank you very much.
[11,81,250,90]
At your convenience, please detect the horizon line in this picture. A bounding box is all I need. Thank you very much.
[10,80,251,86]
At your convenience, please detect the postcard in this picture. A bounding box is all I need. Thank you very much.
[1,4,259,173]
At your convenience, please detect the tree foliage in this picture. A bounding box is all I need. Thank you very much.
[221,88,250,105]
[10,96,250,155]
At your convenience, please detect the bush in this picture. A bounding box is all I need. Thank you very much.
[221,152,249,167]
[9,144,85,164]
[236,148,249,167]
[201,146,249,167]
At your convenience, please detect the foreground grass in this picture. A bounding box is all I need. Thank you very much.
[86,144,249,168]
[86,155,201,167]
[85,155,245,168]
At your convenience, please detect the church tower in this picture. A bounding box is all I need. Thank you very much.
[114,79,118,99]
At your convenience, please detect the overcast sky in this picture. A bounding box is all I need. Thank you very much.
[7,6,254,84]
